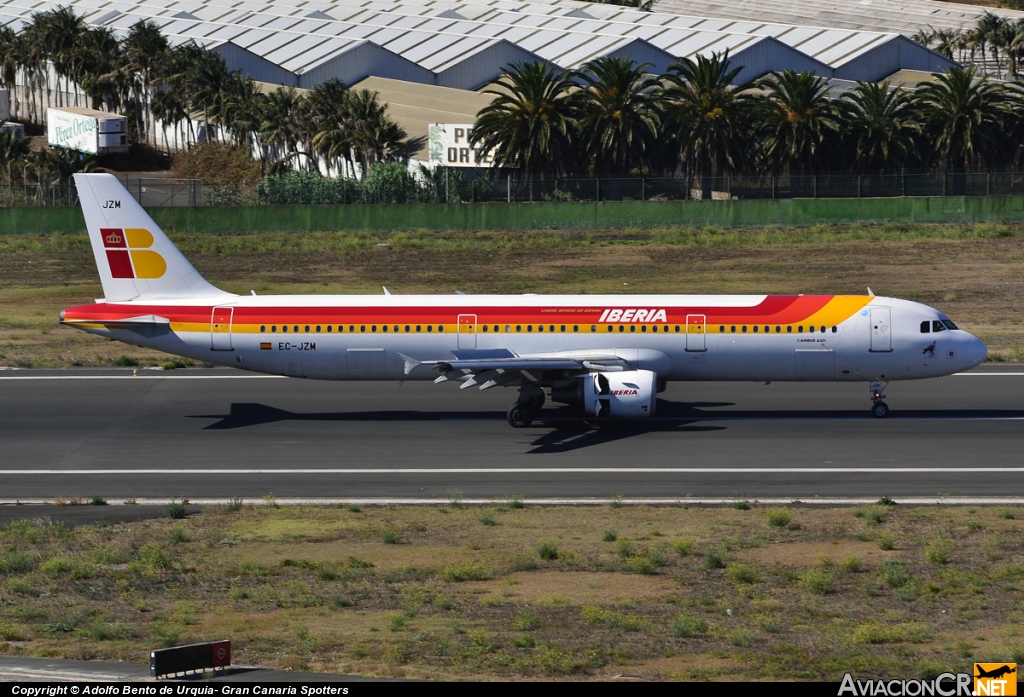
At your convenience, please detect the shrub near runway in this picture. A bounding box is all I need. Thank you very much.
[0,504,1023,680]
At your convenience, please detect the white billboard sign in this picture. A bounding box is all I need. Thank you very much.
[428,123,503,168]
[47,109,98,154]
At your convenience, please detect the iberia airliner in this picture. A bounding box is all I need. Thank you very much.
[61,174,987,427]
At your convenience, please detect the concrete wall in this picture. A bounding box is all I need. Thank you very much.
[4,195,1024,235]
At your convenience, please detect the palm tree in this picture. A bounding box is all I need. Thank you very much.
[0,27,18,118]
[575,56,660,175]
[0,127,30,182]
[755,69,841,174]
[662,50,753,198]
[122,20,169,145]
[37,6,87,108]
[309,78,352,177]
[838,82,921,173]
[471,61,580,180]
[915,67,1011,171]
[75,27,120,111]
[259,87,309,173]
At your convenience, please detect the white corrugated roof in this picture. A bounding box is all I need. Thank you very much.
[0,0,957,90]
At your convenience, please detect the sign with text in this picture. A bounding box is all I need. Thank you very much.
[428,123,506,168]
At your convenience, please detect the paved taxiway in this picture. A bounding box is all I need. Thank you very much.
[1,366,1022,500]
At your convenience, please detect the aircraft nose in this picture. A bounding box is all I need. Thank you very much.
[966,335,988,368]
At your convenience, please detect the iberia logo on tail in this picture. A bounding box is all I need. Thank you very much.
[101,228,166,279]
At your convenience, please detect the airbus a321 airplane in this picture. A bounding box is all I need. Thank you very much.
[61,174,987,427]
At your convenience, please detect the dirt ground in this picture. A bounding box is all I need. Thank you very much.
[0,503,1021,680]
[0,224,1022,367]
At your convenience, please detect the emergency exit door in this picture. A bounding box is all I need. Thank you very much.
[685,314,706,351]
[458,314,477,349]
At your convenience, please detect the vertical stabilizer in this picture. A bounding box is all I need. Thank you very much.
[74,173,233,302]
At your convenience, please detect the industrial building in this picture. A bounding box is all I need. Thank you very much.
[0,0,956,93]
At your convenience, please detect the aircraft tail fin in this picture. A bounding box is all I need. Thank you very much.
[74,173,233,302]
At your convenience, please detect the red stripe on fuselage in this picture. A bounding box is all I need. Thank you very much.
[62,296,836,326]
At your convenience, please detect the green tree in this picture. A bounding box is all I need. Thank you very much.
[471,61,580,180]
[837,81,921,173]
[122,20,169,144]
[915,67,1011,171]
[662,50,754,198]
[575,56,660,174]
[755,69,841,174]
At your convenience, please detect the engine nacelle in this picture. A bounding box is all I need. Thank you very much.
[551,370,657,418]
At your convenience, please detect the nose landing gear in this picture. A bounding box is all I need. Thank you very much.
[506,383,545,428]
[870,380,889,418]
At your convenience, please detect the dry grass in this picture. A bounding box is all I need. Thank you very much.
[1,223,1023,366]
[0,504,1022,680]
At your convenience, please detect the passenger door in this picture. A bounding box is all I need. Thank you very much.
[210,306,233,351]
[870,307,892,353]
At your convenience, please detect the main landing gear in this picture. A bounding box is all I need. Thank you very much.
[507,383,545,428]
[870,380,889,418]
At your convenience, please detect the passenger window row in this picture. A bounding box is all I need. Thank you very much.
[258,323,838,335]
[718,325,838,334]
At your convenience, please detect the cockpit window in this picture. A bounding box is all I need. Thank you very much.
[932,320,947,333]
[941,319,959,330]
[920,321,930,334]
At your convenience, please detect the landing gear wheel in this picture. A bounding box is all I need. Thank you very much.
[525,393,545,410]
[507,403,535,428]
[872,402,889,419]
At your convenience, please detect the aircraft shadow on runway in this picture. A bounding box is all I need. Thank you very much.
[191,402,1024,453]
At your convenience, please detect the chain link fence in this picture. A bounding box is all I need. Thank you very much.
[4,172,1024,207]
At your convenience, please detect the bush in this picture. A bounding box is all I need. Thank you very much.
[0,622,29,641]
[227,497,244,511]
[672,539,694,556]
[169,527,188,545]
[704,550,725,570]
[512,611,540,631]
[855,505,886,526]
[511,635,535,648]
[878,533,896,551]
[480,514,497,527]
[171,141,261,183]
[671,613,709,638]
[89,495,107,506]
[765,508,792,529]
[537,541,559,560]
[879,560,910,588]
[732,501,751,510]
[839,556,863,573]
[382,527,399,544]
[41,556,73,577]
[505,496,525,510]
[363,162,421,204]
[924,538,952,564]
[602,529,617,542]
[258,171,361,205]
[853,621,929,644]
[727,564,759,584]
[625,556,656,575]
[114,356,139,367]
[803,568,836,595]
[0,551,39,574]
[582,606,647,631]
[166,502,188,519]
[439,561,491,582]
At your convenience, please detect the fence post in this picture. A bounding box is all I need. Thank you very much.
[813,175,817,199]
[507,176,511,203]
[942,173,947,197]
[771,175,776,200]
[641,178,645,202]
[901,169,905,197]
[596,178,600,202]
[987,172,991,196]
[858,175,862,198]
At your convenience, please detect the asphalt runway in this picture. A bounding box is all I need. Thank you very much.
[1,366,1023,500]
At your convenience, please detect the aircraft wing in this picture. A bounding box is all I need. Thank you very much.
[399,349,631,390]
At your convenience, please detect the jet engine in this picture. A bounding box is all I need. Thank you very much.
[551,370,657,418]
